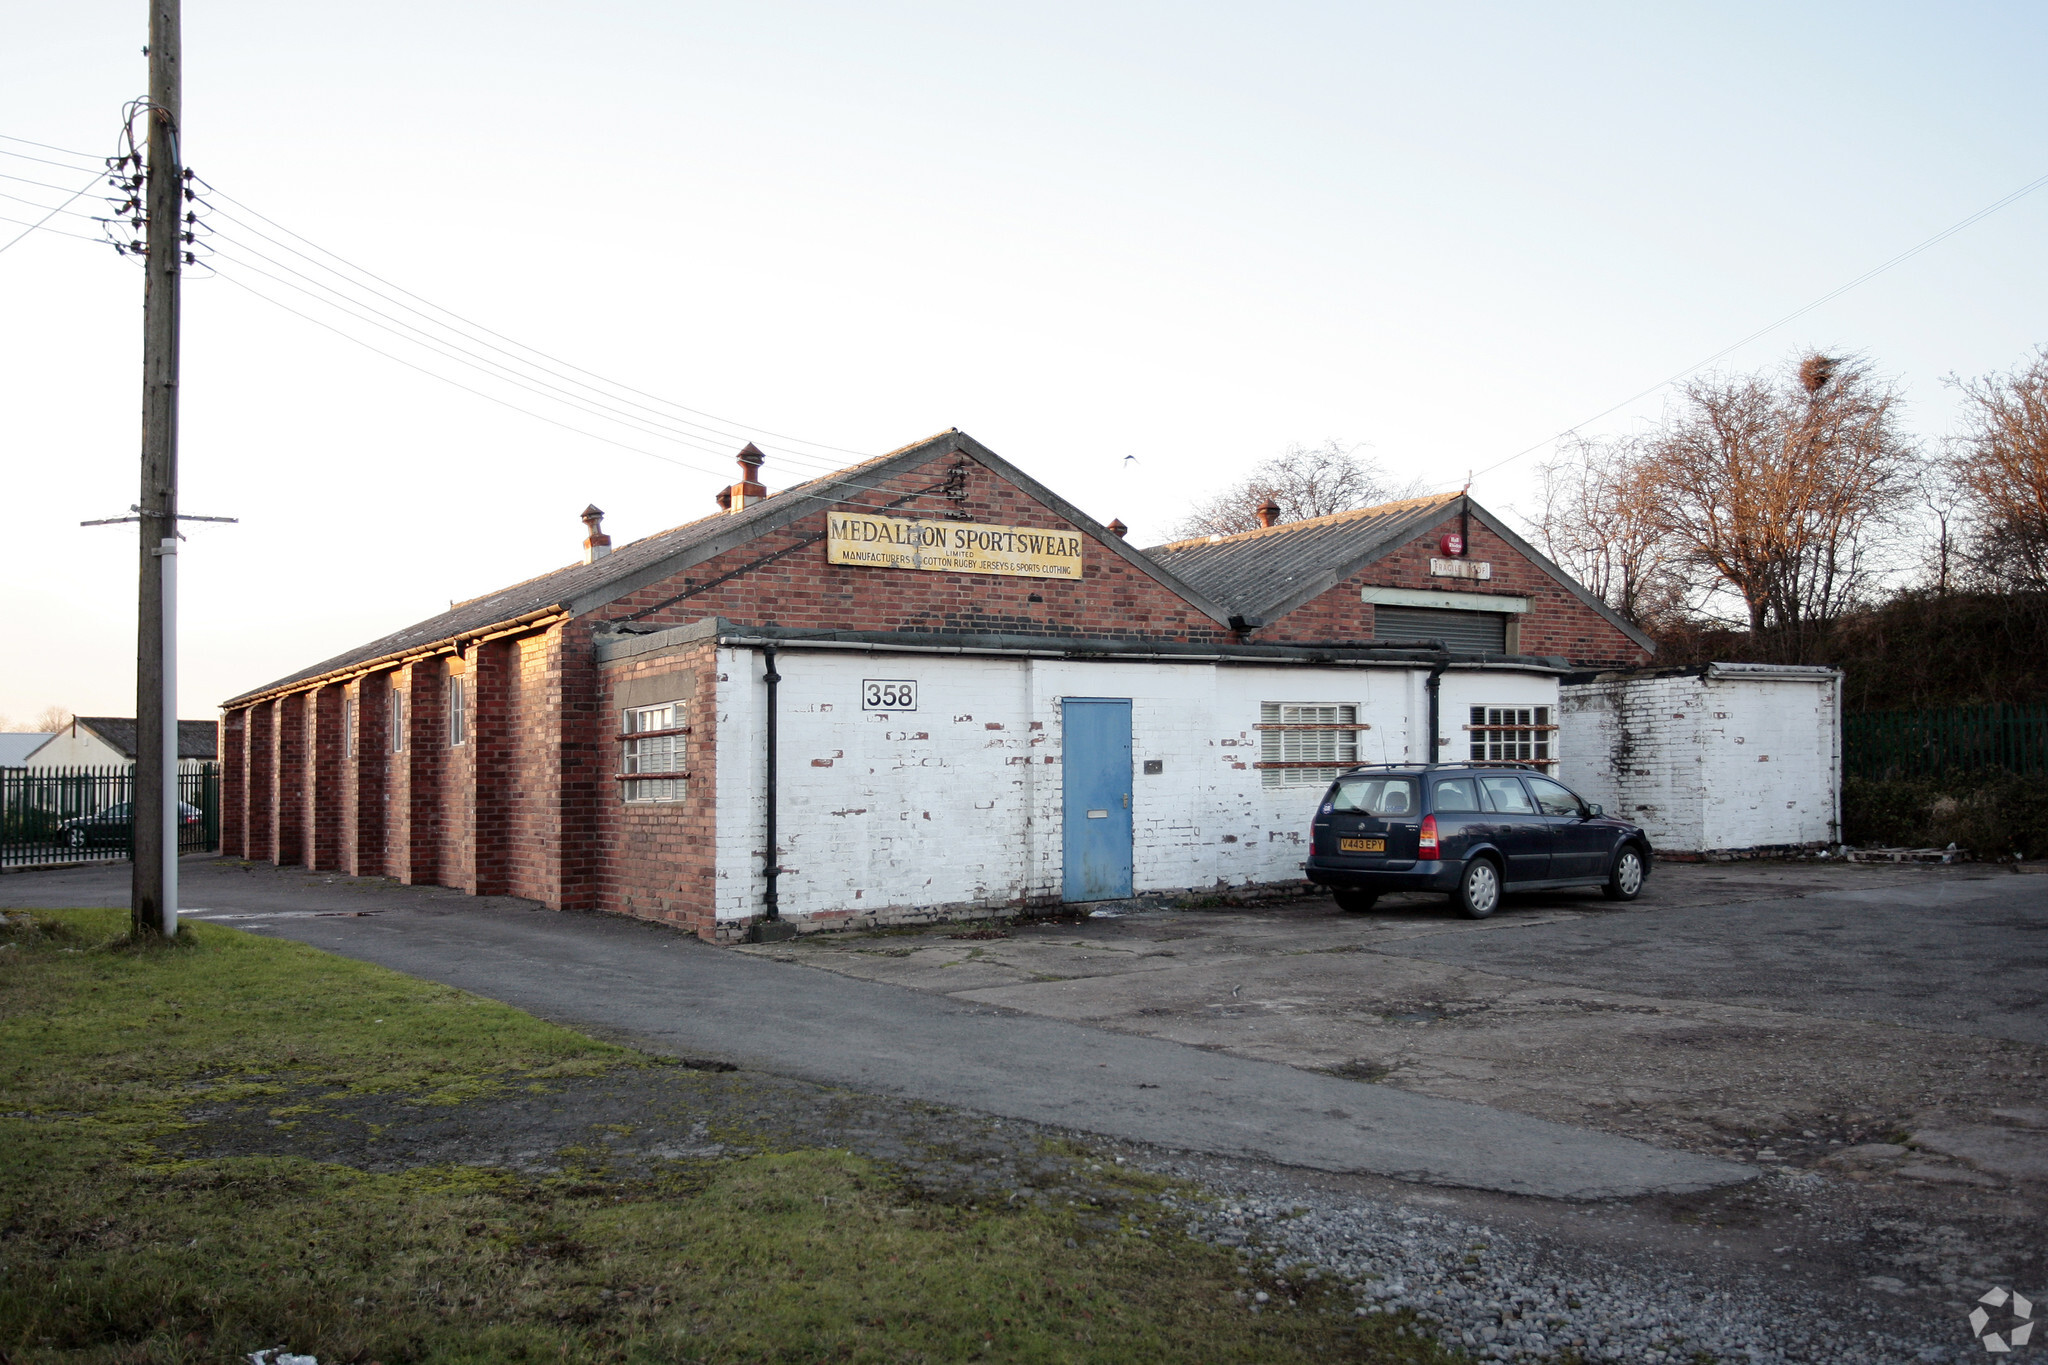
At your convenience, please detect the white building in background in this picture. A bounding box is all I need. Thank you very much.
[25,716,218,775]
[1558,663,1843,855]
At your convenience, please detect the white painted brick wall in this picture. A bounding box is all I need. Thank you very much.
[712,649,1561,926]
[1559,667,1841,853]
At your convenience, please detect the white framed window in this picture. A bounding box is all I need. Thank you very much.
[1257,701,1365,788]
[448,677,467,747]
[344,697,358,758]
[1467,705,1555,769]
[390,689,406,753]
[622,700,688,802]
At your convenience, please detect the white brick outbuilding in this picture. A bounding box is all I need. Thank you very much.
[598,623,1569,934]
[1557,663,1843,855]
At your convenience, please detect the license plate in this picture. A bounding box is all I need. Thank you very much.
[1340,837,1385,853]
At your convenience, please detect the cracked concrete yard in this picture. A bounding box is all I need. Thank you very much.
[738,860,2048,1305]
[737,863,2048,1167]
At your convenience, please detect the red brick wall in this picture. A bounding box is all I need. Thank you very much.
[505,632,560,905]
[403,661,447,886]
[467,639,515,897]
[272,693,305,866]
[307,685,345,870]
[556,623,603,912]
[596,635,720,937]
[597,454,1225,641]
[244,699,273,861]
[220,711,246,858]
[443,650,479,889]
[1254,510,1650,668]
[214,450,1235,916]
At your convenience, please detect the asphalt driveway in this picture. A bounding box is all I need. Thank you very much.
[2,855,1744,1201]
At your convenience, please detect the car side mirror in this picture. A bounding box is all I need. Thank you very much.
[1582,803,1603,818]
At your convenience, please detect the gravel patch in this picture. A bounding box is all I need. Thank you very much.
[1146,1159,1968,1364]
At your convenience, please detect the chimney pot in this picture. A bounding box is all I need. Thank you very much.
[580,504,612,564]
[1255,498,1281,529]
[1106,518,1128,539]
[725,442,769,512]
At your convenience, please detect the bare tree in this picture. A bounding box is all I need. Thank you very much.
[1642,352,1920,652]
[1172,440,1416,539]
[33,706,71,732]
[1532,435,1680,627]
[1946,348,2048,591]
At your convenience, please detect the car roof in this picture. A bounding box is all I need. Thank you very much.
[1333,765,1542,778]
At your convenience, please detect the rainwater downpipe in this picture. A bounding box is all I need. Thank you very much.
[1424,655,1451,766]
[762,645,781,920]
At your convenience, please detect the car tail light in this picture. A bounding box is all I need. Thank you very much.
[1418,814,1439,857]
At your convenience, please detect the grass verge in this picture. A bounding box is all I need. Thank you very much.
[1,909,1462,1364]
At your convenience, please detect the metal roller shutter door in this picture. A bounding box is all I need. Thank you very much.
[1374,605,1508,653]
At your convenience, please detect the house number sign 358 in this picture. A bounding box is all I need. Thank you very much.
[862,679,917,711]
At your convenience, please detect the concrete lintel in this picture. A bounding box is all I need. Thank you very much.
[1362,586,1529,613]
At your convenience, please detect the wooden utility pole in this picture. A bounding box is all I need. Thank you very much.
[134,0,182,937]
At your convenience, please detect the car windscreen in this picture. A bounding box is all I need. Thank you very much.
[1330,777,1417,817]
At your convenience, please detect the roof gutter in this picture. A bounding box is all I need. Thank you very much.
[710,633,1570,672]
[222,607,571,709]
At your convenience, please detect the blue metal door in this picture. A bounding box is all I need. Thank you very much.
[1061,698,1134,902]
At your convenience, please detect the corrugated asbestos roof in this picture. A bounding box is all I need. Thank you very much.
[1144,494,1464,619]
[71,718,219,761]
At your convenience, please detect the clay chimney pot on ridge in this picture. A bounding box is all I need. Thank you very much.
[1255,498,1281,529]
[580,504,612,564]
[1106,518,1128,539]
[723,442,769,512]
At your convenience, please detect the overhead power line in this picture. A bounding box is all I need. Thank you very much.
[0,170,106,257]
[0,132,101,160]
[201,216,848,467]
[193,179,874,472]
[1447,166,2048,490]
[206,241,791,463]
[206,268,943,513]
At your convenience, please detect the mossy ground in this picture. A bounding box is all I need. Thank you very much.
[0,909,1462,1364]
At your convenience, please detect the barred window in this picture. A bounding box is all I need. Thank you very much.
[344,697,358,759]
[622,701,688,803]
[1468,705,1555,769]
[390,689,406,753]
[1257,701,1364,789]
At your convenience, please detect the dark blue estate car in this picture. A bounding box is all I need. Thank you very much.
[1302,765,1652,919]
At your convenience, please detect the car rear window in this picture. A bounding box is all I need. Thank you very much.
[1331,777,1418,816]
[1432,777,1480,813]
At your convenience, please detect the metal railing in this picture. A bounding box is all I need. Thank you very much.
[1844,704,2048,782]
[0,763,220,869]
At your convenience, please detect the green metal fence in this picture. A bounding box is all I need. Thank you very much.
[1844,705,2048,781]
[0,763,220,868]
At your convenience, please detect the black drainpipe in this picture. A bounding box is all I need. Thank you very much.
[763,645,781,920]
[1424,653,1451,766]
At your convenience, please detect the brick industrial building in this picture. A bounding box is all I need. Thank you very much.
[219,430,1654,940]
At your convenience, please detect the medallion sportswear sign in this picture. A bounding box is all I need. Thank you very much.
[826,511,1085,580]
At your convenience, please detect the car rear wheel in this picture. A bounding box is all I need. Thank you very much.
[1603,845,1646,901]
[1334,889,1379,914]
[1451,857,1500,920]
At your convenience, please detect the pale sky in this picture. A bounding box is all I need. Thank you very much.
[3,1,2045,724]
